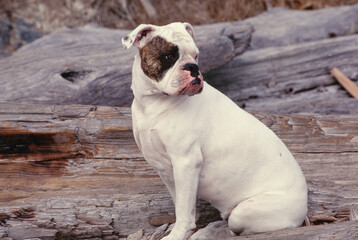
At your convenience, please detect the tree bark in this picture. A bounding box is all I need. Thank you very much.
[0,102,358,239]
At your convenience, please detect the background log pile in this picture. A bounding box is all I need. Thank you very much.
[1,4,358,114]
[1,3,358,240]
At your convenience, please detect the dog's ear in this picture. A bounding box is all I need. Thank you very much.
[122,24,157,49]
[183,22,195,41]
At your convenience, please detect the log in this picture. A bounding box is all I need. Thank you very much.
[1,4,358,113]
[205,34,358,115]
[0,22,252,107]
[243,4,358,49]
[232,220,358,240]
[1,102,358,239]
[202,4,358,115]
[136,220,358,239]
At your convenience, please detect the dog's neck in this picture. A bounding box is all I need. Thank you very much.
[131,55,159,100]
[131,54,189,115]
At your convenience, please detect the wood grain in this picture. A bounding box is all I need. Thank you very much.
[206,34,358,115]
[0,22,252,107]
[0,102,358,239]
[1,4,358,115]
[232,220,358,240]
[243,4,358,49]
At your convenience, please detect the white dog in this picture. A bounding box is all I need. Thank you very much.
[122,22,307,240]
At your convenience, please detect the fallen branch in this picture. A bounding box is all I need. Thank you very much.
[331,67,358,99]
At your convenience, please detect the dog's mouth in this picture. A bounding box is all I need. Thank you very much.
[178,77,204,96]
[161,67,204,97]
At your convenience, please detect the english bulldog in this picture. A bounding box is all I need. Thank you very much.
[122,22,307,240]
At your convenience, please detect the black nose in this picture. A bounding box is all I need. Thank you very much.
[183,63,199,77]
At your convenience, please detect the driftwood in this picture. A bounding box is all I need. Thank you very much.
[243,4,358,49]
[0,22,252,107]
[0,4,358,114]
[206,34,358,115]
[203,4,358,115]
[1,3,358,239]
[1,102,358,239]
[232,220,358,240]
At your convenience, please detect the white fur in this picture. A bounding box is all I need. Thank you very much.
[123,22,307,240]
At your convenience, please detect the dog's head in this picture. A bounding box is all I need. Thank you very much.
[122,22,203,96]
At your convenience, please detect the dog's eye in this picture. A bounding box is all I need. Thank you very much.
[165,54,176,61]
[194,54,198,60]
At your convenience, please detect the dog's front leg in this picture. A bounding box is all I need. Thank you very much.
[163,151,203,240]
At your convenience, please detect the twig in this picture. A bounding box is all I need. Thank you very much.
[331,67,358,99]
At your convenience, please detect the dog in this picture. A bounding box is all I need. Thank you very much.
[122,22,307,240]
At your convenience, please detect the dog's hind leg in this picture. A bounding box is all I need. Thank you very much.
[228,192,306,235]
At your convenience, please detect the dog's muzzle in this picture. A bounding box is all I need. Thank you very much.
[183,63,202,86]
[180,63,204,96]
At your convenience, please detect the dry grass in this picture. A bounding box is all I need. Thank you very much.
[1,0,358,32]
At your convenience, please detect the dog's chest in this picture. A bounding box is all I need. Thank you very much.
[132,112,173,172]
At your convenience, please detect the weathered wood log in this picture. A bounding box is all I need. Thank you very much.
[233,220,358,240]
[136,220,358,239]
[243,4,358,49]
[1,4,358,113]
[205,34,358,115]
[203,4,358,115]
[0,102,358,239]
[0,22,252,107]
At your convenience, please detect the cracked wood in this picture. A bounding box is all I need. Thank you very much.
[0,102,358,239]
[205,34,358,115]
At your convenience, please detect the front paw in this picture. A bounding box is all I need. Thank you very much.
[162,228,194,240]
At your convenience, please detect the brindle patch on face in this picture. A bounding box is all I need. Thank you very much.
[139,36,179,81]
